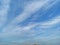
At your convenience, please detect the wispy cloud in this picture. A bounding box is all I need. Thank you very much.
[0,0,11,28]
[0,0,60,44]
[10,0,49,25]
[39,16,60,28]
[2,0,50,33]
[1,15,60,38]
[2,0,53,32]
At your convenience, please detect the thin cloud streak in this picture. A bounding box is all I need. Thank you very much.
[10,0,49,25]
[0,0,11,28]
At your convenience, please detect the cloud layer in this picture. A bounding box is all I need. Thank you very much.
[0,0,60,45]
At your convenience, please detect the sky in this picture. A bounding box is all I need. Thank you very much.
[0,0,60,45]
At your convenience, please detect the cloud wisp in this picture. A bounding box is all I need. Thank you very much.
[0,0,11,28]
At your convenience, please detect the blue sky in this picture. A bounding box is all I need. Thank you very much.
[0,0,60,45]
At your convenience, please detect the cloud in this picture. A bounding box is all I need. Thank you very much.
[39,16,60,28]
[0,0,11,28]
[2,0,55,33]
[1,0,50,34]
[0,0,60,43]
[9,0,49,25]
[1,15,60,37]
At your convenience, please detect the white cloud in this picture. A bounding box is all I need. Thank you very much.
[2,0,57,33]
[43,0,58,10]
[0,0,11,27]
[39,16,60,28]
[2,0,50,34]
[0,1,60,43]
[2,15,60,38]
[9,0,49,25]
